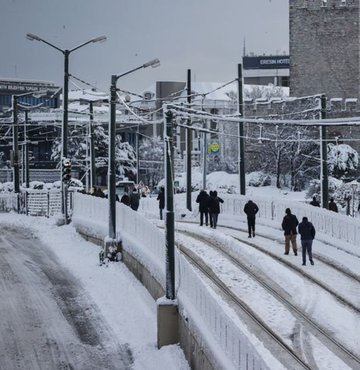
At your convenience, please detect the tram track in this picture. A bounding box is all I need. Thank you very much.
[175,227,360,369]
[178,220,360,314]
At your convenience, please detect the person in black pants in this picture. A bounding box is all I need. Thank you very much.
[298,217,316,266]
[157,187,165,220]
[196,190,210,226]
[243,200,259,238]
[208,191,224,229]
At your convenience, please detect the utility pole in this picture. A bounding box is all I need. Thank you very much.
[89,101,96,190]
[238,63,246,195]
[164,110,175,299]
[202,119,207,190]
[321,94,328,209]
[136,125,140,184]
[186,69,192,211]
[24,110,30,188]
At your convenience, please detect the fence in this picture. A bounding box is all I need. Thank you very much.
[221,194,360,247]
[72,193,276,369]
[0,189,74,217]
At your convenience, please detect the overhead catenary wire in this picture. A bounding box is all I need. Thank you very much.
[166,103,360,126]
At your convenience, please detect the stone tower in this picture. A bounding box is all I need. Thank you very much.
[289,0,360,100]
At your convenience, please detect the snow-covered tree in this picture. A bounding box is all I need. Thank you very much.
[51,123,137,184]
[246,124,319,190]
[138,136,164,188]
[327,143,359,178]
[115,136,136,180]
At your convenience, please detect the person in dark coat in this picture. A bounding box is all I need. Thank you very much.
[328,198,338,213]
[157,187,165,220]
[129,188,140,211]
[243,200,259,238]
[120,193,130,206]
[208,191,224,229]
[298,216,316,266]
[281,208,299,255]
[196,190,210,226]
[310,196,320,207]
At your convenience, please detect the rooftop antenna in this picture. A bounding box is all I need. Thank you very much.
[243,37,246,57]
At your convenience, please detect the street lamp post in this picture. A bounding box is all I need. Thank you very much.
[26,32,106,223]
[107,59,160,243]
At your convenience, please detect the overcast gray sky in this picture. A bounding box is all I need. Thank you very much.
[1,0,288,94]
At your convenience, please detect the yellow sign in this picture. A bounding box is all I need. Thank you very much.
[208,142,220,153]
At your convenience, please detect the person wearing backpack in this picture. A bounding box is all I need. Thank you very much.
[298,216,316,266]
[208,191,224,229]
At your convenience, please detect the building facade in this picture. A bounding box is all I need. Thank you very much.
[289,0,360,100]
[243,55,290,87]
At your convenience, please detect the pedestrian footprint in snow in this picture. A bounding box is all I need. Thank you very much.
[298,217,316,266]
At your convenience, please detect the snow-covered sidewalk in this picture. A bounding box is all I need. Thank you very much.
[0,213,190,370]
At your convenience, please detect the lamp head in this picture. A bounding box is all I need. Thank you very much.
[143,58,160,69]
[92,35,107,43]
[26,33,41,41]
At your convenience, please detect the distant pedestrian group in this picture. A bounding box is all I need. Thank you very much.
[281,207,316,266]
[196,190,224,229]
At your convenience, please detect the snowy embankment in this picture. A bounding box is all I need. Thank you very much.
[0,212,189,370]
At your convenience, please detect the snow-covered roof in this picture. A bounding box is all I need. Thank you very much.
[142,81,289,103]
[68,89,108,102]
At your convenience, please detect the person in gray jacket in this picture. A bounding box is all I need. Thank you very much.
[298,216,316,266]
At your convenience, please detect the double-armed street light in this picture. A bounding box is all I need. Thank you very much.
[108,58,160,242]
[26,32,107,223]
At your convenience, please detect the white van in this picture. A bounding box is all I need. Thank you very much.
[115,180,135,196]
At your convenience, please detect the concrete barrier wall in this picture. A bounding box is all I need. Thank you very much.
[72,193,280,370]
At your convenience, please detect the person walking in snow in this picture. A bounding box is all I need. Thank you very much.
[298,216,316,266]
[130,188,140,211]
[196,190,210,226]
[243,200,259,238]
[310,196,320,207]
[328,198,338,213]
[281,208,299,255]
[157,187,165,220]
[208,191,224,229]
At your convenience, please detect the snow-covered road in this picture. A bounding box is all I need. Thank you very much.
[0,225,132,370]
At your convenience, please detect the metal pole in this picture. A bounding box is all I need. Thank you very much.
[164,109,175,300]
[321,95,328,209]
[24,110,30,188]
[238,63,246,195]
[62,50,69,158]
[12,96,20,193]
[186,69,192,211]
[89,101,96,190]
[108,75,117,240]
[202,120,207,190]
[136,125,140,184]
[61,50,70,224]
